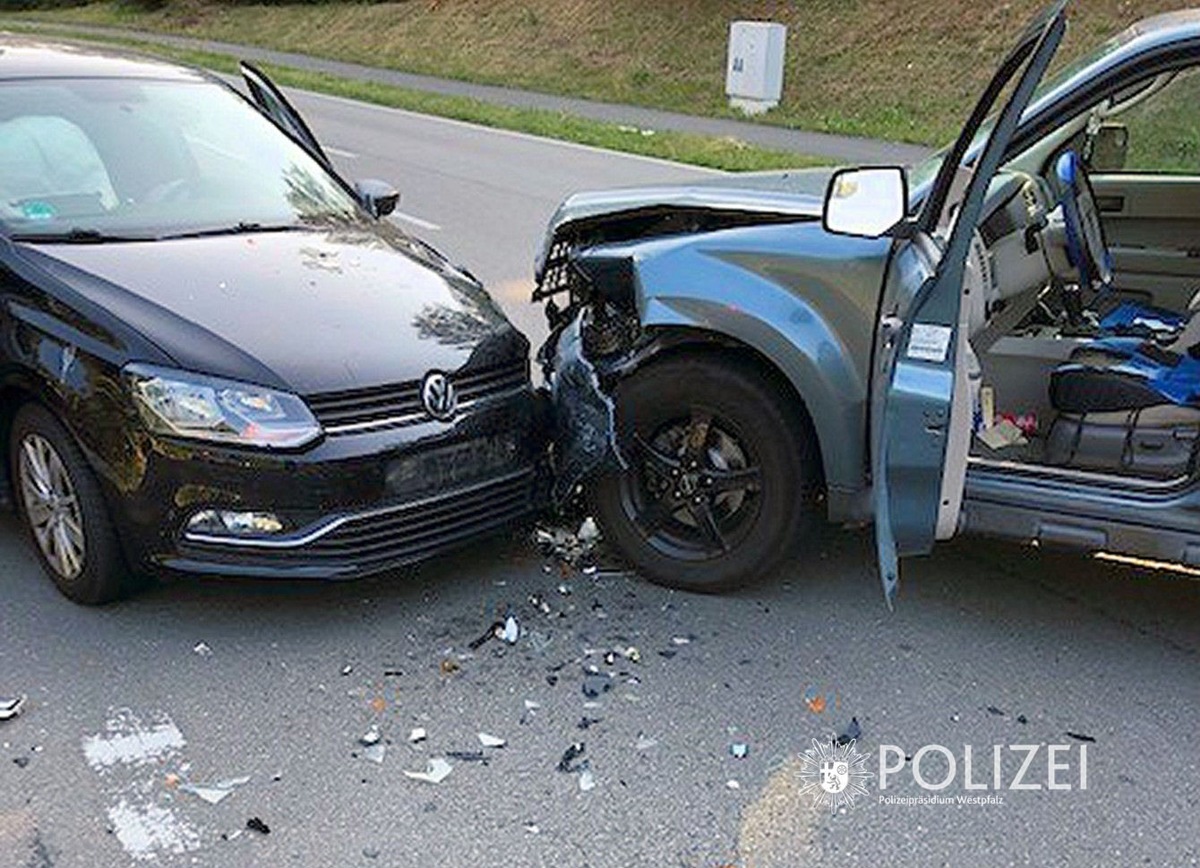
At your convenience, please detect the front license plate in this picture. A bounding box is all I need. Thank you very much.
[384,434,521,498]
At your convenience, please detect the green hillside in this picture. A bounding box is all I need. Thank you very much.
[11,1,1191,146]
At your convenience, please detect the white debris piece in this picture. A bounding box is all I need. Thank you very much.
[408,727,427,744]
[477,732,506,748]
[192,642,212,657]
[403,758,452,784]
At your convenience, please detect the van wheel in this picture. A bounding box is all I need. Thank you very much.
[593,355,821,592]
[10,404,129,605]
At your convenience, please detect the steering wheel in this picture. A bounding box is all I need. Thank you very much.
[1055,150,1113,289]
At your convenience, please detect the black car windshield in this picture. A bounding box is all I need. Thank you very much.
[0,77,360,240]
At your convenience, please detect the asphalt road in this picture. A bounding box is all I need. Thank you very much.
[1,89,1199,868]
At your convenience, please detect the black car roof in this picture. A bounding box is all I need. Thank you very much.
[0,34,206,82]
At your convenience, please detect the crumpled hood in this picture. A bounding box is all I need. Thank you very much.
[536,167,835,276]
[544,167,834,235]
[18,224,524,396]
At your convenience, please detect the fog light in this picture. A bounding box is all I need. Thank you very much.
[187,509,285,537]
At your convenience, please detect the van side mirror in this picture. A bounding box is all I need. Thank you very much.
[1085,122,1129,173]
[354,178,400,218]
[822,167,908,239]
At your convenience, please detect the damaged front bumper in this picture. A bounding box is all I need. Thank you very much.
[546,312,627,503]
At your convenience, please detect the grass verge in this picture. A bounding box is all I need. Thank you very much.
[0,23,827,172]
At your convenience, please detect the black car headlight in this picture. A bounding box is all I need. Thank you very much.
[125,364,321,449]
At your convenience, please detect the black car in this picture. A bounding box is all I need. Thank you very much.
[0,39,544,604]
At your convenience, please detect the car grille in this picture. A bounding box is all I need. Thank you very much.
[184,469,537,572]
[306,359,529,434]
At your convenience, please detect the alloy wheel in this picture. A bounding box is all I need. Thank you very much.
[18,432,86,580]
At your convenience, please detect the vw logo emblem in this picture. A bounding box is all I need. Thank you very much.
[421,371,457,420]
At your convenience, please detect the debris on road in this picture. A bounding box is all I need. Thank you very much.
[582,671,613,698]
[1066,731,1097,743]
[501,615,520,644]
[340,664,353,676]
[245,817,270,836]
[445,751,488,763]
[439,659,461,676]
[360,726,381,747]
[578,762,596,792]
[577,716,603,730]
[534,517,602,569]
[804,686,828,714]
[477,732,506,748]
[192,642,212,658]
[0,695,25,721]
[12,755,30,768]
[409,728,427,744]
[179,776,252,805]
[635,734,657,751]
[469,622,502,650]
[404,758,453,784]
[363,847,381,859]
[837,717,862,746]
[362,744,386,765]
[557,742,586,773]
[726,779,740,790]
[1017,714,1029,725]
[986,706,1005,717]
[730,743,749,759]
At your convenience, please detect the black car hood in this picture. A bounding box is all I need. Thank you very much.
[17,224,524,395]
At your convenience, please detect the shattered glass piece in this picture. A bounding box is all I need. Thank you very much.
[246,817,270,835]
[193,642,212,657]
[556,583,572,596]
[836,717,862,746]
[409,728,427,744]
[622,647,641,664]
[578,763,595,792]
[477,733,506,748]
[726,779,741,790]
[0,695,25,721]
[403,758,453,784]
[341,665,353,676]
[671,636,691,646]
[635,734,657,751]
[577,517,600,544]
[557,742,586,773]
[523,700,541,711]
[501,616,520,645]
[180,775,251,805]
[523,823,540,834]
[582,671,613,698]
[729,743,749,759]
[362,743,386,765]
[360,726,381,747]
[527,631,553,653]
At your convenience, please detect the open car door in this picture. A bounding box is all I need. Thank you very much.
[871,1,1068,607]
[240,62,335,174]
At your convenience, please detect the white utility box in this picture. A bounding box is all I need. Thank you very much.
[725,21,787,115]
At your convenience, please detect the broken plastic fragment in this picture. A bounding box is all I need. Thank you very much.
[341,664,353,676]
[622,646,641,664]
[439,659,461,676]
[403,757,453,784]
[246,817,270,835]
[500,615,520,644]
[477,732,506,748]
[557,742,586,773]
[0,696,25,721]
[578,763,596,792]
[670,636,691,646]
[729,743,749,759]
[193,642,212,657]
[523,700,540,711]
[469,623,502,650]
[577,517,600,544]
[362,743,386,765]
[582,671,613,698]
[836,717,862,746]
[409,727,427,744]
[726,779,741,790]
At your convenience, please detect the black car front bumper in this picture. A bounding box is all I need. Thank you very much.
[104,386,548,580]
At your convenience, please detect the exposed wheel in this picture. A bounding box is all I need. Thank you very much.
[10,403,129,604]
[593,354,821,592]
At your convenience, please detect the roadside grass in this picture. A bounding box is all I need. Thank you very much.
[0,24,824,172]
[10,0,1186,147]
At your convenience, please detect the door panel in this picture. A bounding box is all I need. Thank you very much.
[1092,174,1200,310]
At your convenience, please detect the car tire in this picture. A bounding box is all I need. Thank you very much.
[10,403,130,605]
[592,354,821,592]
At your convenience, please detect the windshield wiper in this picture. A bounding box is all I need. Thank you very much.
[10,228,148,244]
[156,222,305,241]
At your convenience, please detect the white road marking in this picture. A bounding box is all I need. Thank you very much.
[82,712,185,769]
[325,145,359,159]
[106,800,201,862]
[390,209,442,231]
[83,709,201,862]
[288,88,726,175]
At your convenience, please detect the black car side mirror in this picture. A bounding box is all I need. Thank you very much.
[354,179,400,218]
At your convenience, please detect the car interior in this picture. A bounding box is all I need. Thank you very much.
[962,66,1200,486]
